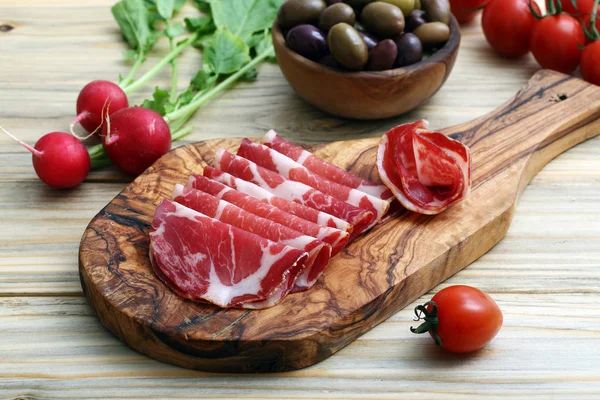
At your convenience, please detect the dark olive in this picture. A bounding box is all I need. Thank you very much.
[286,25,329,61]
[379,0,415,15]
[361,2,405,38]
[277,0,327,30]
[393,33,423,67]
[365,39,398,70]
[319,3,356,31]
[357,29,379,51]
[405,9,427,32]
[413,22,450,48]
[319,53,342,68]
[328,23,369,70]
[421,0,450,25]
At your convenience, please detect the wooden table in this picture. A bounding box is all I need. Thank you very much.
[1,1,599,398]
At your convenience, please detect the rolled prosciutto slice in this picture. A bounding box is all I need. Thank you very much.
[376,120,472,215]
[149,200,307,308]
[263,130,394,201]
[172,184,331,292]
[237,139,390,223]
[187,174,349,255]
[214,149,375,237]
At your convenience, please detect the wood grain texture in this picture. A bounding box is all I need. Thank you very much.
[272,17,460,119]
[78,71,600,373]
[2,0,600,397]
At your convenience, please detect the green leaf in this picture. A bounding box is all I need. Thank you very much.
[193,0,212,12]
[204,27,251,75]
[174,0,186,9]
[256,32,276,62]
[112,0,157,52]
[141,87,175,116]
[184,15,215,34]
[176,88,196,107]
[122,49,139,60]
[165,22,186,39]
[209,0,285,40]
[157,0,176,20]
[191,64,217,91]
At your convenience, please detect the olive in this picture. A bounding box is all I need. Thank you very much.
[319,53,342,69]
[361,2,405,38]
[413,22,450,48]
[393,33,423,67]
[357,29,379,51]
[405,9,427,32]
[319,3,356,31]
[287,25,329,61]
[326,0,343,4]
[379,0,415,16]
[365,39,398,70]
[328,23,369,70]
[414,0,421,9]
[421,0,450,25]
[277,0,327,30]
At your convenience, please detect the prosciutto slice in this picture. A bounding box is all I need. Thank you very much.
[263,130,394,201]
[214,149,376,237]
[237,139,390,223]
[172,184,331,292]
[187,174,349,255]
[149,200,307,308]
[376,120,472,215]
[203,167,351,233]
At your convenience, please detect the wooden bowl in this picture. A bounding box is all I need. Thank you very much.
[272,17,461,120]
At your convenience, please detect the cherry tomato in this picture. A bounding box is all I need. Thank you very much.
[530,14,585,74]
[482,0,540,58]
[450,0,489,24]
[581,41,600,85]
[411,285,503,353]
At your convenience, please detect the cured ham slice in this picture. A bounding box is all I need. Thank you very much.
[187,174,349,255]
[237,139,390,223]
[263,130,394,201]
[376,120,472,215]
[214,149,376,237]
[203,167,351,233]
[172,184,331,292]
[149,200,307,308]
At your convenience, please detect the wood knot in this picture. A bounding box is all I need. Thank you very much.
[0,24,14,32]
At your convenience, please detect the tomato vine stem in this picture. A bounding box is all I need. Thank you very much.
[410,301,442,347]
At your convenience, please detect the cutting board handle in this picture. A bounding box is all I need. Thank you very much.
[444,70,600,196]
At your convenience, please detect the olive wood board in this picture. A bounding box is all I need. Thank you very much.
[79,70,600,373]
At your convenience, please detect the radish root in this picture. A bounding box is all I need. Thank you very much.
[0,126,43,157]
[70,98,111,140]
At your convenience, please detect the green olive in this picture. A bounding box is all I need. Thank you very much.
[421,0,450,25]
[319,3,356,31]
[379,0,415,16]
[413,22,450,48]
[360,2,405,38]
[414,0,421,9]
[277,0,327,30]
[328,23,369,70]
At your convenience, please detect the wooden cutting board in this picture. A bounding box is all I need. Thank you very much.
[79,70,600,373]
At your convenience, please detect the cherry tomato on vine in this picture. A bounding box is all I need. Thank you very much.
[581,41,600,85]
[450,0,489,24]
[411,285,503,353]
[582,14,600,44]
[529,14,585,74]
[482,0,540,58]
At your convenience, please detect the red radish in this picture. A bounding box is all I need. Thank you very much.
[1,127,90,188]
[73,80,128,135]
[102,107,171,176]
